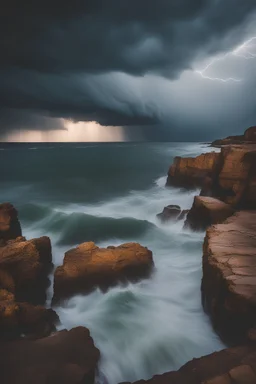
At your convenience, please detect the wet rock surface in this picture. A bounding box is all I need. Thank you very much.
[53,242,154,302]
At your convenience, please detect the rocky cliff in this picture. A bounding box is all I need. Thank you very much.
[212,126,256,147]
[167,144,256,210]
[202,211,256,344]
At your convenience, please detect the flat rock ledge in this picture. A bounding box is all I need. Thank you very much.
[53,242,154,303]
[0,326,100,384]
[202,211,256,344]
[184,196,235,231]
[121,344,256,384]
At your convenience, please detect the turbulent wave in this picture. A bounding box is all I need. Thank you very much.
[20,203,154,246]
[0,142,224,384]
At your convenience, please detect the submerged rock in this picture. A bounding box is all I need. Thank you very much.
[0,203,22,241]
[0,236,52,305]
[202,211,256,344]
[157,205,189,222]
[0,326,100,384]
[120,344,256,384]
[156,205,181,222]
[166,152,221,189]
[184,196,234,231]
[53,242,154,302]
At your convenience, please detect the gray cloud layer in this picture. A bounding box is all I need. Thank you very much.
[0,0,256,139]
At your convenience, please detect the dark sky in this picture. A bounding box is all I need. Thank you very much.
[1,0,256,141]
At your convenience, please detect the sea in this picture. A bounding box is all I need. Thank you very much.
[0,142,224,383]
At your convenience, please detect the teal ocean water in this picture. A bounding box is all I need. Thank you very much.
[0,142,223,383]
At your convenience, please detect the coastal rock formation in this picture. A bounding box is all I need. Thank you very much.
[184,196,234,231]
[157,206,189,222]
[0,236,52,305]
[166,143,256,209]
[166,152,220,188]
[212,126,256,146]
[121,344,256,384]
[157,205,181,222]
[0,232,57,340]
[0,203,22,242]
[0,326,100,384]
[202,211,256,344]
[53,242,153,302]
[217,145,256,208]
[244,126,256,141]
[0,289,58,339]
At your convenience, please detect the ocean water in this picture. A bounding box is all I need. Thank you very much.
[0,142,224,383]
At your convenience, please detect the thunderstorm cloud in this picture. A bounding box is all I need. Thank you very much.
[0,0,256,140]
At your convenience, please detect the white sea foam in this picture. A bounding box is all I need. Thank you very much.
[51,179,223,383]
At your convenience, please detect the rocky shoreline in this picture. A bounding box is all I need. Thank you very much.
[0,126,256,383]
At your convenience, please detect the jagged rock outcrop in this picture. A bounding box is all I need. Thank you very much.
[0,289,58,339]
[166,152,221,188]
[0,236,52,305]
[0,234,57,339]
[157,205,189,222]
[217,145,256,208]
[0,203,22,242]
[0,326,100,384]
[166,143,256,209]
[202,211,256,344]
[53,242,154,302]
[212,126,256,146]
[184,196,235,231]
[120,344,256,384]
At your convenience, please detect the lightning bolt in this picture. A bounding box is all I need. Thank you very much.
[233,36,256,59]
[195,36,256,83]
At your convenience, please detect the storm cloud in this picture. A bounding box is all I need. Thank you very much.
[0,0,256,139]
